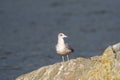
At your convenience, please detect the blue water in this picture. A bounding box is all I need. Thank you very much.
[0,0,120,80]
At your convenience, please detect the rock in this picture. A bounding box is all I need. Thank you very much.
[112,42,120,53]
[16,43,120,80]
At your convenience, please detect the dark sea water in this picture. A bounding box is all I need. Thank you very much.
[0,0,120,80]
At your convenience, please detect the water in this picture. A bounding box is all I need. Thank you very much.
[0,0,120,80]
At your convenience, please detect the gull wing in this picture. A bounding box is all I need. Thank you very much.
[65,43,74,52]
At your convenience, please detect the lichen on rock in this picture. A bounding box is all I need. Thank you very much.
[16,43,120,80]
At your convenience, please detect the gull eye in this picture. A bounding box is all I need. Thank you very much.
[60,33,63,36]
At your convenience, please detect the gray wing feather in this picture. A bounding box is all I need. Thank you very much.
[65,43,74,52]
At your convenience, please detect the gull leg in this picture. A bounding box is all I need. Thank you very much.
[62,56,65,62]
[67,55,69,61]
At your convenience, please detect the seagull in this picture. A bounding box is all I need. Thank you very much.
[56,33,74,62]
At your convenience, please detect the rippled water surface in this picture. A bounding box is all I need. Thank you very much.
[0,0,120,80]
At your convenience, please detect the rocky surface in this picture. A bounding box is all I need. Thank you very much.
[1,0,120,80]
[16,43,120,80]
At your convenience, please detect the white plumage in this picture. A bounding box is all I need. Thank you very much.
[56,33,74,62]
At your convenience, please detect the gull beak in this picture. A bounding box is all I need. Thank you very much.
[64,35,67,38]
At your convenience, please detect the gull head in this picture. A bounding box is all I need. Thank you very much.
[58,33,67,38]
